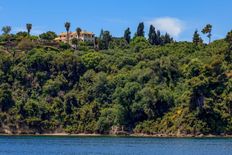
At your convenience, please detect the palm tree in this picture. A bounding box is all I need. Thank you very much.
[202,24,212,44]
[1,26,12,51]
[65,22,71,43]
[1,26,11,35]
[26,23,32,36]
[76,27,82,39]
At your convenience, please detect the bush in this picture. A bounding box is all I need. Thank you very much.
[17,38,35,51]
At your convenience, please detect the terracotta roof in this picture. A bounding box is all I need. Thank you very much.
[59,31,94,36]
[80,31,94,35]
[54,31,94,42]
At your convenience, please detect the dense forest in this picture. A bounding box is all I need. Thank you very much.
[0,22,231,136]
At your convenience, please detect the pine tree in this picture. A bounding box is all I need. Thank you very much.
[124,28,131,43]
[192,30,203,46]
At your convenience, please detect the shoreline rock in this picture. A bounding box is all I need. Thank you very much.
[1,132,232,138]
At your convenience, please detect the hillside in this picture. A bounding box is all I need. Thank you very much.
[0,35,231,136]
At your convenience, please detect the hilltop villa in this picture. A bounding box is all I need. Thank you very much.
[55,31,95,43]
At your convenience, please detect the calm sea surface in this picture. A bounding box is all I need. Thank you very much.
[0,136,231,155]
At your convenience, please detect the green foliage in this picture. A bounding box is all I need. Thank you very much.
[0,84,14,112]
[148,25,173,46]
[17,38,35,51]
[162,33,173,44]
[130,37,150,52]
[59,42,71,50]
[43,75,67,96]
[81,52,104,70]
[193,30,203,46]
[15,31,28,41]
[99,30,112,50]
[71,38,78,49]
[1,26,11,35]
[39,31,57,41]
[0,33,231,136]
[109,38,129,49]
[97,104,125,133]
[225,30,232,63]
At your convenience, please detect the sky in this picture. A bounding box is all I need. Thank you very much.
[0,0,232,41]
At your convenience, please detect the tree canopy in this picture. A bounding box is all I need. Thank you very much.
[0,23,231,136]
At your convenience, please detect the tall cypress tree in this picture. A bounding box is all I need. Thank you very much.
[156,30,163,45]
[99,29,104,40]
[99,30,112,50]
[162,33,173,44]
[136,22,145,37]
[124,28,131,43]
[225,30,232,63]
[148,25,157,45]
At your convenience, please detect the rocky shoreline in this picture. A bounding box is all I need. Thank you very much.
[1,124,231,138]
[1,132,232,138]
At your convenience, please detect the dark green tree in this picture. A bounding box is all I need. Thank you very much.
[124,28,131,43]
[162,33,173,44]
[1,26,12,44]
[0,85,15,112]
[225,30,232,63]
[99,30,112,50]
[193,30,203,46]
[71,38,78,49]
[109,38,129,49]
[148,25,157,45]
[225,30,232,46]
[99,29,104,40]
[136,22,144,37]
[15,31,28,41]
[155,30,163,45]
[1,26,11,35]
[39,31,57,41]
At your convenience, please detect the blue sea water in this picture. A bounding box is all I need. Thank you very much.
[0,136,231,155]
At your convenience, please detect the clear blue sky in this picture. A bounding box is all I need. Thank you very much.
[0,0,231,41]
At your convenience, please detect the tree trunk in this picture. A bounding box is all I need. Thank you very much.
[67,31,69,44]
